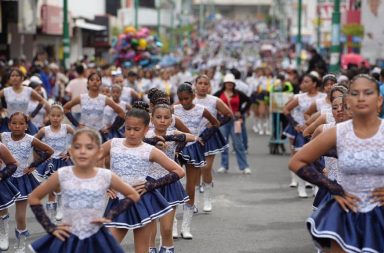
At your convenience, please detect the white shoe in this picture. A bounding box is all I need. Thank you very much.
[217,167,227,173]
[289,181,298,188]
[199,184,204,193]
[298,184,308,198]
[55,193,63,221]
[252,125,259,134]
[0,215,9,251]
[203,182,213,212]
[312,186,319,197]
[181,205,194,239]
[172,217,179,239]
[243,168,252,174]
[289,172,298,187]
[14,229,29,253]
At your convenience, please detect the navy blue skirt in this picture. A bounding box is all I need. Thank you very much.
[179,142,206,168]
[29,227,124,253]
[0,118,38,135]
[282,124,297,140]
[307,199,384,252]
[9,174,40,201]
[104,190,172,230]
[158,180,189,207]
[36,158,73,178]
[200,128,229,156]
[0,179,20,210]
[293,133,306,150]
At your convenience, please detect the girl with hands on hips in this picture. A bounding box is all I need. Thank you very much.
[28,128,140,253]
[289,74,384,253]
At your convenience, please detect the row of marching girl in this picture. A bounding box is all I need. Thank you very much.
[289,74,384,253]
[0,68,51,134]
[173,83,222,239]
[145,97,199,253]
[100,102,186,253]
[0,112,54,253]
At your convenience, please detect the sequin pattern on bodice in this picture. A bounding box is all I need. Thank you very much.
[42,125,69,158]
[322,123,340,182]
[296,93,326,125]
[194,95,218,134]
[110,139,154,198]
[146,129,178,179]
[4,87,32,116]
[336,119,384,212]
[59,166,111,239]
[173,104,204,136]
[103,101,126,127]
[1,132,33,177]
[315,97,331,113]
[80,94,106,130]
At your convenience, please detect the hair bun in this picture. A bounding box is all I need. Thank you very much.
[154,97,170,106]
[147,88,160,100]
[132,101,150,112]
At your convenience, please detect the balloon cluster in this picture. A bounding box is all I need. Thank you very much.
[112,26,163,68]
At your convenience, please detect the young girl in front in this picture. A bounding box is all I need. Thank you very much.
[35,104,75,221]
[28,128,140,253]
[194,74,233,212]
[101,101,185,253]
[173,83,220,239]
[1,112,54,252]
[63,72,125,132]
[0,143,19,251]
[147,97,200,253]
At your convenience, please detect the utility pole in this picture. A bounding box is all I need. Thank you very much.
[330,0,341,72]
[134,0,139,30]
[296,0,302,71]
[316,0,321,51]
[63,0,70,70]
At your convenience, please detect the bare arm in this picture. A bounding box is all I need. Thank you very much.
[304,102,317,120]
[31,90,51,113]
[29,173,60,205]
[283,97,299,115]
[34,127,46,140]
[202,109,220,127]
[63,96,81,113]
[174,117,191,133]
[109,173,140,202]
[216,99,233,118]
[303,114,326,137]
[105,98,125,119]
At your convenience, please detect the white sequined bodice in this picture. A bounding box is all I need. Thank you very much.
[315,97,331,113]
[27,100,46,128]
[42,125,69,158]
[322,123,340,182]
[336,119,384,212]
[1,133,33,177]
[324,111,335,124]
[59,166,111,239]
[121,87,133,105]
[296,93,326,125]
[194,95,218,133]
[80,94,106,130]
[146,129,177,179]
[103,101,126,127]
[173,104,204,136]
[110,139,154,198]
[4,87,32,116]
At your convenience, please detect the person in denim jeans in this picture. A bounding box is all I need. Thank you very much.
[214,73,252,174]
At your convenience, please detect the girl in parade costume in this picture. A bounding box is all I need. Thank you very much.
[290,74,384,253]
[63,72,125,133]
[27,81,49,129]
[147,97,198,253]
[114,73,140,105]
[193,74,233,212]
[283,73,326,198]
[29,128,140,253]
[0,68,51,134]
[0,143,19,251]
[101,101,185,253]
[147,88,190,133]
[101,85,131,142]
[1,112,54,252]
[173,83,220,239]
[34,104,75,221]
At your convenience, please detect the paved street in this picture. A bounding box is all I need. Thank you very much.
[6,132,315,253]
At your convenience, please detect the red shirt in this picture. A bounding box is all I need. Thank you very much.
[220,92,240,113]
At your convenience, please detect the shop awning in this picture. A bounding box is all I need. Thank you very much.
[75,19,106,31]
